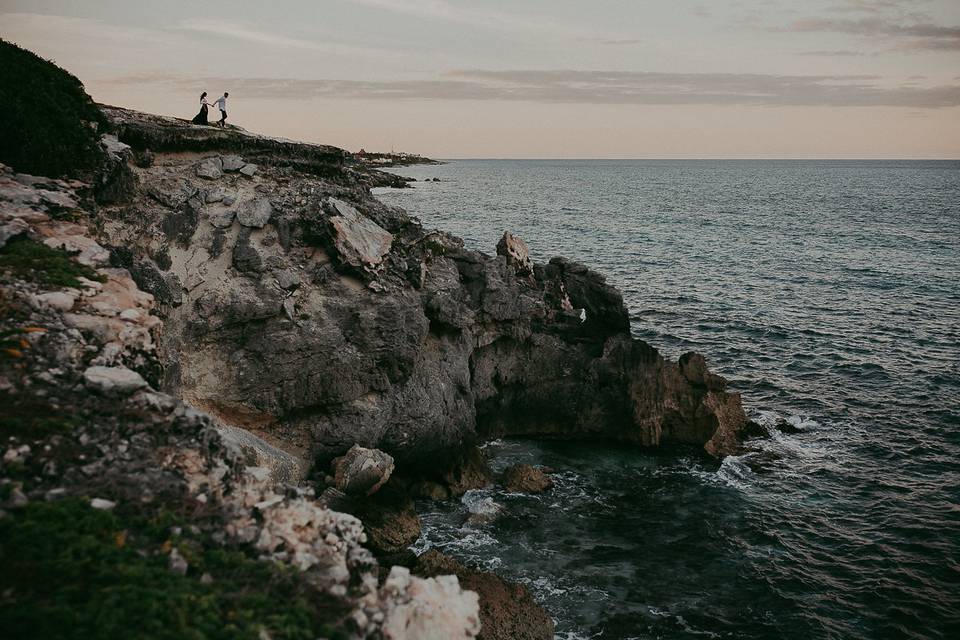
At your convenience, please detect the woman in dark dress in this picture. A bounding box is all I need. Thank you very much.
[191,92,210,125]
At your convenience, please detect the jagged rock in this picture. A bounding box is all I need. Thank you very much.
[679,351,726,391]
[232,229,264,273]
[500,464,553,494]
[237,197,272,227]
[331,444,395,496]
[83,366,148,395]
[379,566,481,640]
[415,550,553,640]
[327,197,393,269]
[221,155,245,172]
[196,157,223,180]
[496,231,533,277]
[101,134,132,162]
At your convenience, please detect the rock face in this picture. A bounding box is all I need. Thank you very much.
[415,550,554,640]
[92,105,756,485]
[496,231,533,277]
[331,444,395,496]
[0,163,480,639]
[500,464,553,493]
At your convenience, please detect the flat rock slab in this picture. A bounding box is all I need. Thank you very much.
[83,365,148,395]
[237,197,272,227]
[328,197,393,269]
[196,157,223,180]
[239,163,258,177]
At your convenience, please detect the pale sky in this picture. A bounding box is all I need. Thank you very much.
[2,0,959,158]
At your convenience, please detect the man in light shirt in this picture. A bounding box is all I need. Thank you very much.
[214,92,229,128]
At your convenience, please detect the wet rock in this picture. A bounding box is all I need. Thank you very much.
[196,157,223,180]
[331,444,395,496]
[237,197,272,228]
[496,231,533,277]
[679,352,726,392]
[443,447,493,496]
[83,366,148,395]
[500,464,553,494]
[415,550,553,640]
[327,197,393,269]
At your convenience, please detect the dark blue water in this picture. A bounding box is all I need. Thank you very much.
[376,160,960,640]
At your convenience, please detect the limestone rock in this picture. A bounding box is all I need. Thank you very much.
[327,197,393,269]
[415,550,553,640]
[196,157,223,180]
[331,444,395,496]
[496,231,533,277]
[500,464,553,494]
[379,566,481,640]
[83,366,148,395]
[237,197,272,228]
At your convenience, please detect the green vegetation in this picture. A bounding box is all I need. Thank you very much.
[0,499,350,640]
[0,236,104,289]
[0,392,80,439]
[0,39,108,178]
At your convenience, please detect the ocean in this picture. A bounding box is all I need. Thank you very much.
[375,159,960,640]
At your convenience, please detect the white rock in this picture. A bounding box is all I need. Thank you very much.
[91,497,116,510]
[83,365,148,395]
[379,567,481,640]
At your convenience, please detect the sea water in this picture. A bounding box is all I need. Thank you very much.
[375,159,960,640]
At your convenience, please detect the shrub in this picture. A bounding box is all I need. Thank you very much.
[0,39,108,178]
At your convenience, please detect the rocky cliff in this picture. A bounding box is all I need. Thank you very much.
[1,93,757,638]
[92,106,755,484]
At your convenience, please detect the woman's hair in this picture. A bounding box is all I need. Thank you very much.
[201,91,207,98]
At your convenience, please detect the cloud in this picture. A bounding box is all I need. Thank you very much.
[339,0,602,39]
[110,69,960,108]
[778,16,960,50]
[174,18,399,57]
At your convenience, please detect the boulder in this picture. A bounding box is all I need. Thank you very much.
[327,197,393,269]
[379,566,481,640]
[331,444,395,496]
[415,550,554,640]
[496,231,533,277]
[195,157,223,180]
[221,155,245,172]
[83,366,148,395]
[500,464,553,494]
[236,197,272,228]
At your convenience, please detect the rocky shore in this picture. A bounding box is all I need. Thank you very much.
[1,42,758,639]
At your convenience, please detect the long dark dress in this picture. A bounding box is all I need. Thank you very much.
[191,102,209,125]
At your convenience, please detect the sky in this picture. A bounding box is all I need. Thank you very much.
[1,0,959,158]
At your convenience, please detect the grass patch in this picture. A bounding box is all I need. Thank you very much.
[0,499,350,640]
[0,393,81,439]
[0,236,104,289]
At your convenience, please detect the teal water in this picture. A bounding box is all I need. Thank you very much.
[376,160,960,640]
